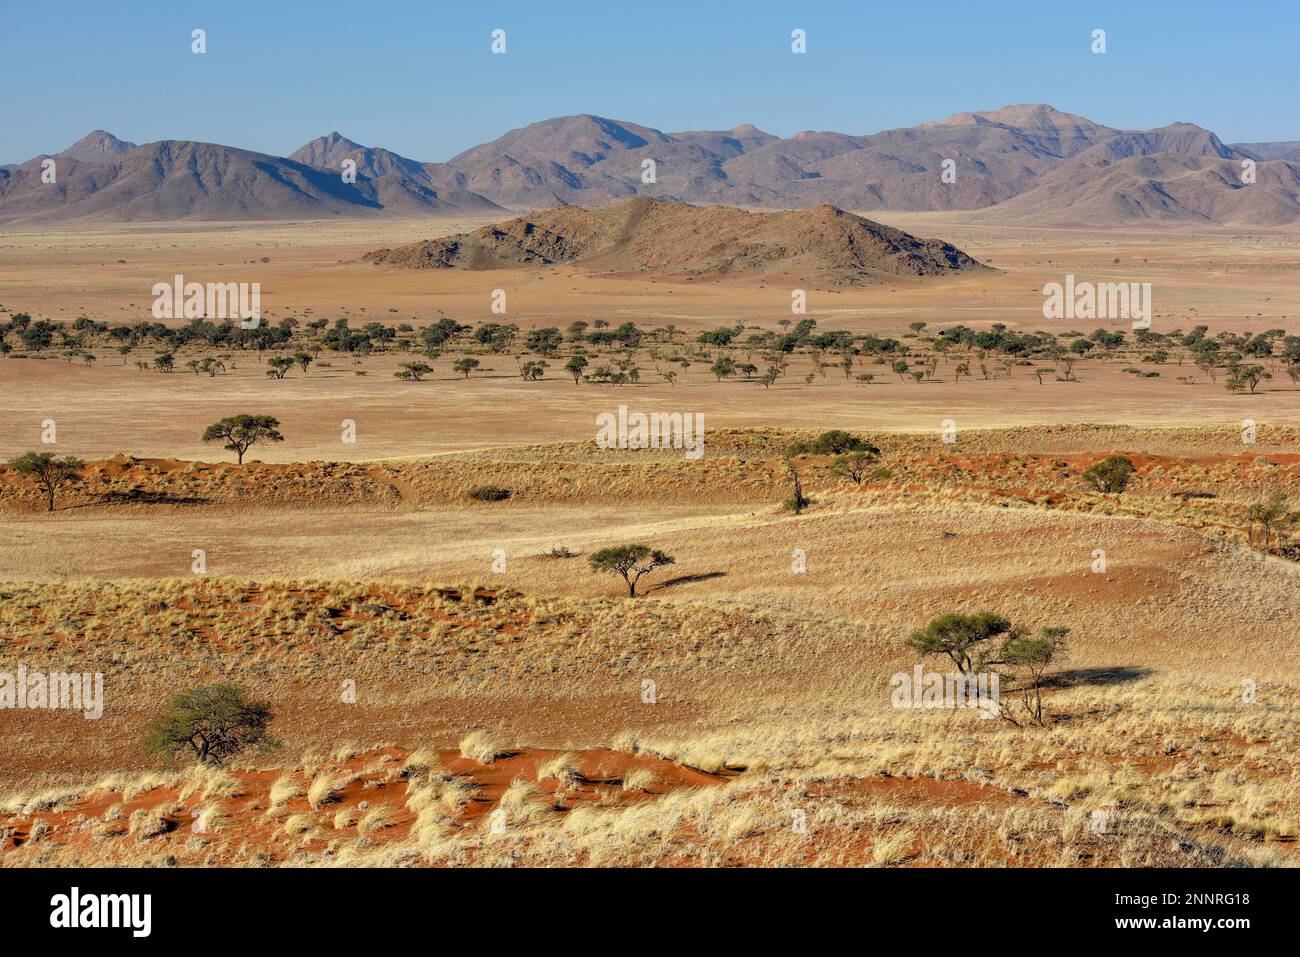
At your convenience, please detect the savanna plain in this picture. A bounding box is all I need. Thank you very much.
[0,215,1297,867]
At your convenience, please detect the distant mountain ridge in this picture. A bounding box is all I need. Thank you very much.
[2,105,1297,226]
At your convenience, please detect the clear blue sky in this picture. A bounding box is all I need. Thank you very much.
[2,0,1296,164]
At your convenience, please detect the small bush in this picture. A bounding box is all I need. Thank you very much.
[1081,455,1136,494]
[788,430,878,457]
[468,485,511,501]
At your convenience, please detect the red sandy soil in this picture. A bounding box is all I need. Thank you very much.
[0,746,738,866]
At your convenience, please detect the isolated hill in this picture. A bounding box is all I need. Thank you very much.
[362,196,985,285]
[4,105,1298,225]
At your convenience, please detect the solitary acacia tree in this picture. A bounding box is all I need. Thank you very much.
[201,414,284,464]
[453,357,480,379]
[589,544,675,597]
[142,683,276,766]
[906,611,1013,674]
[7,451,84,512]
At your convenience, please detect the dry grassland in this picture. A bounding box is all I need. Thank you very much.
[0,221,1297,867]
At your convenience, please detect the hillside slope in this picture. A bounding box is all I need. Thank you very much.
[362,197,986,284]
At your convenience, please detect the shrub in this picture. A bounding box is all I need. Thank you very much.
[831,449,881,485]
[142,683,277,766]
[1081,455,1136,494]
[788,430,878,457]
[468,485,511,501]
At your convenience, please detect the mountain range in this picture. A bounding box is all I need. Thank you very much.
[2,105,1298,227]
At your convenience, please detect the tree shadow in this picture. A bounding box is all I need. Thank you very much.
[88,489,210,506]
[1047,665,1154,689]
[647,571,727,592]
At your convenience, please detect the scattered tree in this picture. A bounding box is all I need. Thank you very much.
[588,544,675,597]
[7,451,84,512]
[564,355,588,384]
[394,361,432,381]
[201,414,284,464]
[831,449,881,485]
[788,430,877,457]
[782,454,811,514]
[999,627,1069,726]
[1247,492,1298,554]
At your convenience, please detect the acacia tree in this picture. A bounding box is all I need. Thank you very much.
[999,627,1069,726]
[453,357,480,379]
[395,361,432,381]
[7,451,84,512]
[589,544,675,597]
[788,430,876,457]
[1081,454,1135,494]
[1247,492,1298,554]
[142,683,277,766]
[831,449,880,485]
[564,355,588,384]
[201,414,284,464]
[906,611,1013,674]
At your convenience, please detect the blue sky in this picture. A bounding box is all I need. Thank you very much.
[1,0,1296,164]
